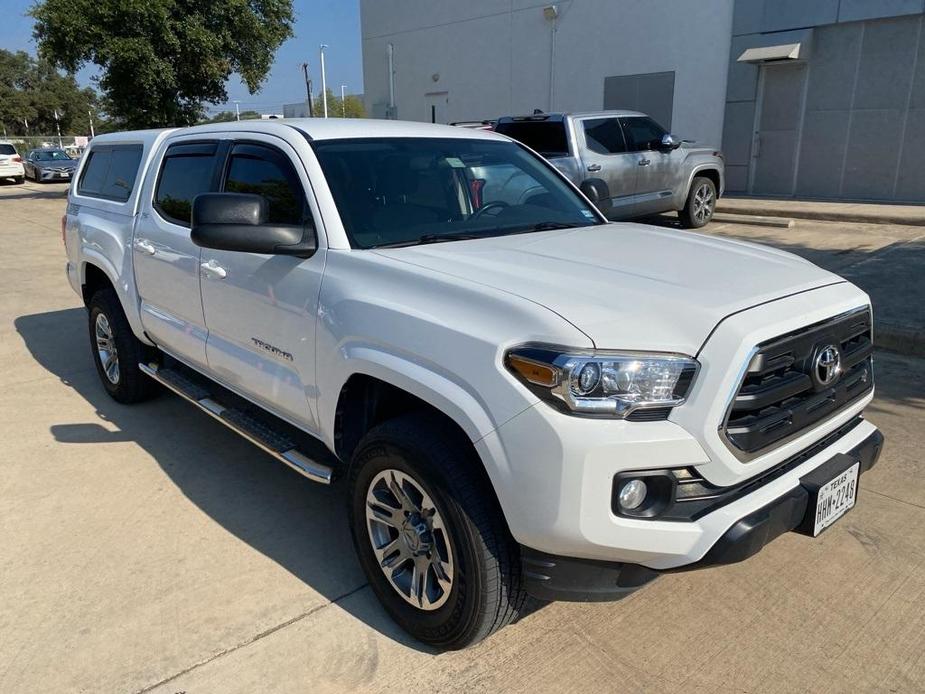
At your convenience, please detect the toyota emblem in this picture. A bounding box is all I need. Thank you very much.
[813,344,842,387]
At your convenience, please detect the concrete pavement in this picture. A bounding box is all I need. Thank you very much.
[1,180,924,693]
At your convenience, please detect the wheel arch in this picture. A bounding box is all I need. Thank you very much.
[79,255,154,346]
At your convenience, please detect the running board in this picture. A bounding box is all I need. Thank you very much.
[139,362,333,485]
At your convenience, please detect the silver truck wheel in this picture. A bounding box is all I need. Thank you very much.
[365,468,455,611]
[94,312,120,384]
[680,176,717,229]
[349,413,528,649]
[88,288,159,404]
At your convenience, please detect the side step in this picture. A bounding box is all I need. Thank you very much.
[139,362,334,485]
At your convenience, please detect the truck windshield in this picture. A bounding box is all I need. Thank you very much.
[311,137,601,249]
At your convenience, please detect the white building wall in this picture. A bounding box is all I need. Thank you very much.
[361,0,735,147]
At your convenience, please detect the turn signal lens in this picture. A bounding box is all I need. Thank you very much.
[507,354,558,387]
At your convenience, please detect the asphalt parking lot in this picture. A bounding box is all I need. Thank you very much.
[2,180,924,693]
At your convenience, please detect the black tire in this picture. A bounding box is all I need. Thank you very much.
[348,413,527,649]
[13,176,24,184]
[679,175,717,228]
[88,288,159,404]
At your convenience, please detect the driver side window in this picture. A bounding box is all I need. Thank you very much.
[618,117,668,152]
[222,143,307,225]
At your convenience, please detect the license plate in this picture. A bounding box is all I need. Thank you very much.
[812,462,859,535]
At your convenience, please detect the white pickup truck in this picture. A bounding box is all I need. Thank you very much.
[65,119,883,649]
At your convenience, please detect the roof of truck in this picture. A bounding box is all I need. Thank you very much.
[496,110,647,122]
[87,119,505,144]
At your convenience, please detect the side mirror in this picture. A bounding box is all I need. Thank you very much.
[660,133,682,151]
[191,193,316,257]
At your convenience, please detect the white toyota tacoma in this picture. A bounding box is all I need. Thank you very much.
[64,119,882,649]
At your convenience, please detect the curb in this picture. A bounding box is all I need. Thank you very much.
[711,212,794,228]
[875,322,925,358]
[715,205,925,227]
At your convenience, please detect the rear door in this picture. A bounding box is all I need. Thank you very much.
[199,136,325,431]
[133,137,225,368]
[619,116,679,216]
[576,116,637,219]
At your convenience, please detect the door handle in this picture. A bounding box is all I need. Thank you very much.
[587,163,602,172]
[135,238,156,255]
[200,259,227,280]
[638,158,651,167]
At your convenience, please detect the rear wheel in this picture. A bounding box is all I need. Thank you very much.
[679,176,716,228]
[88,288,159,403]
[13,176,23,184]
[348,414,527,649]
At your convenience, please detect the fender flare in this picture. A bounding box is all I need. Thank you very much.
[79,252,154,346]
[332,345,498,445]
[680,165,724,209]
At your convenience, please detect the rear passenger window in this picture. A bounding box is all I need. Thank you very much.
[223,143,306,224]
[77,145,142,201]
[582,118,627,155]
[154,142,220,226]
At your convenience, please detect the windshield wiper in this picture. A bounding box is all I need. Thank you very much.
[375,232,484,248]
[516,221,584,232]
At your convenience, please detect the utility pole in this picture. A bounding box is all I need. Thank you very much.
[320,44,328,118]
[87,110,95,138]
[301,62,314,117]
[387,43,396,119]
[233,100,241,121]
[340,85,347,117]
[53,109,63,148]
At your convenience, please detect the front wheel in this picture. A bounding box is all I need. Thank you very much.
[679,176,716,228]
[348,414,527,649]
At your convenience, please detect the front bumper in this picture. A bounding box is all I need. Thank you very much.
[522,426,883,601]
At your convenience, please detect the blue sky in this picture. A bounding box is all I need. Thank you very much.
[1,0,364,115]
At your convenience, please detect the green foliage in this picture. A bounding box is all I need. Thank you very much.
[31,0,294,129]
[0,49,99,135]
[313,89,367,119]
[199,109,262,124]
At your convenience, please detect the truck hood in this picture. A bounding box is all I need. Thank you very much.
[374,223,843,355]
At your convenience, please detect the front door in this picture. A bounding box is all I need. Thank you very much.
[619,116,679,216]
[750,62,807,195]
[576,116,637,219]
[199,137,325,432]
[134,138,225,369]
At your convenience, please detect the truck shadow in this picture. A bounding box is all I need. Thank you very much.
[14,307,466,653]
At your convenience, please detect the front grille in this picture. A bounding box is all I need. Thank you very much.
[722,307,874,458]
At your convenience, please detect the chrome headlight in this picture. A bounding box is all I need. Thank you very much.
[505,344,698,418]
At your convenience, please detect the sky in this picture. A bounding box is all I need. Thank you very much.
[1,0,365,115]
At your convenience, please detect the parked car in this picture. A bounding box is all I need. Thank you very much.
[24,148,79,182]
[65,119,880,649]
[495,111,724,228]
[0,142,25,184]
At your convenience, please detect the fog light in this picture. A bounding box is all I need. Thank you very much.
[618,479,648,510]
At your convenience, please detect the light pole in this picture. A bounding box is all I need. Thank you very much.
[233,100,241,121]
[87,109,95,138]
[301,62,314,117]
[340,84,347,117]
[319,44,328,118]
[53,109,63,148]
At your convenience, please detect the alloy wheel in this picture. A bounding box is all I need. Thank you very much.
[693,183,715,224]
[94,312,120,384]
[365,468,455,611]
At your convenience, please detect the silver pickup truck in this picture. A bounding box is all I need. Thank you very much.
[495,111,725,228]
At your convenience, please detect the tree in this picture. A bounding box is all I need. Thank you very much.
[313,89,367,119]
[199,109,261,124]
[31,0,294,129]
[0,48,100,135]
